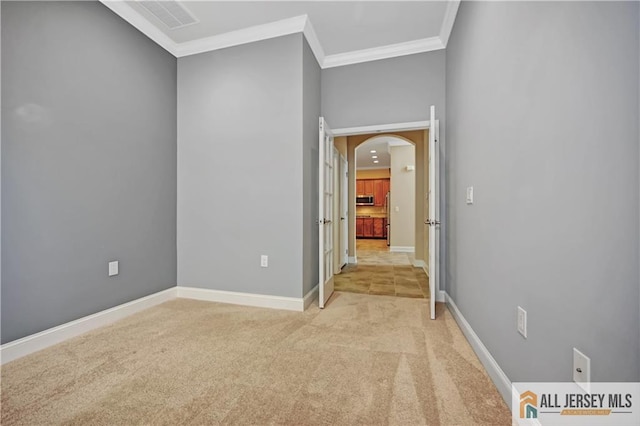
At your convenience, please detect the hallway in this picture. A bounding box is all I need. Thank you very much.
[334,240,429,298]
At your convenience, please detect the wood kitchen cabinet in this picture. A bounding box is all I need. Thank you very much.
[363,180,374,196]
[373,179,390,207]
[363,217,374,237]
[373,218,384,238]
[356,180,365,196]
[383,218,388,238]
[355,218,364,237]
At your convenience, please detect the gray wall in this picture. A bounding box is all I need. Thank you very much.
[177,34,305,298]
[1,1,177,343]
[321,51,445,130]
[302,40,321,296]
[445,0,640,383]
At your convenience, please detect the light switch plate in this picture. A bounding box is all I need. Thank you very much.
[517,306,527,338]
[573,348,591,391]
[108,261,119,277]
[466,186,474,204]
[261,255,268,268]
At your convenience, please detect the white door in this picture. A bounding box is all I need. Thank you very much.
[333,149,341,275]
[340,155,348,268]
[319,117,335,308]
[427,105,440,320]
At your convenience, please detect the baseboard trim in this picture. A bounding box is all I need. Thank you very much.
[390,246,415,253]
[436,290,446,303]
[303,284,319,310]
[0,287,178,365]
[444,292,512,407]
[412,259,426,268]
[177,286,305,312]
[348,256,357,264]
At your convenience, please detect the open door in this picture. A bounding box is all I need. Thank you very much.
[427,106,440,320]
[340,155,348,268]
[319,117,335,308]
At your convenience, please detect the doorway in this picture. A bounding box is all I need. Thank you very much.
[334,135,425,298]
[319,114,441,318]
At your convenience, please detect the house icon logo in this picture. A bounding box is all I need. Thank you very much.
[520,390,538,419]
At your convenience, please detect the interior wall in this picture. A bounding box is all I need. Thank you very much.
[302,38,321,296]
[334,136,347,158]
[321,51,445,129]
[356,169,390,179]
[389,145,416,249]
[446,0,640,382]
[177,34,305,298]
[1,1,177,343]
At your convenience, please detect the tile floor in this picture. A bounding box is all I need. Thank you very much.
[334,239,429,299]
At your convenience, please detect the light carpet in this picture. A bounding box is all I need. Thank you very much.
[1,292,511,425]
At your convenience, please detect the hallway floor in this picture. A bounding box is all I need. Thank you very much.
[334,239,428,299]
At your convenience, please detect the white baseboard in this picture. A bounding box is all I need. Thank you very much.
[303,284,319,310]
[444,292,511,407]
[412,259,426,268]
[177,286,305,312]
[348,256,357,264]
[0,287,178,365]
[436,290,446,303]
[390,246,415,253]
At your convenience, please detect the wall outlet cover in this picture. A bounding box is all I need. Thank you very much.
[466,186,474,204]
[260,255,268,268]
[517,306,527,338]
[573,348,591,390]
[108,261,119,277]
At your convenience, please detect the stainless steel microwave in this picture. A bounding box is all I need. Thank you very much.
[356,195,374,206]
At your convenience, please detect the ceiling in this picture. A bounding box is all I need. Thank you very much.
[102,1,460,68]
[356,136,412,170]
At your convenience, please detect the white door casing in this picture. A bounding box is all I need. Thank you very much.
[427,106,440,320]
[319,117,335,309]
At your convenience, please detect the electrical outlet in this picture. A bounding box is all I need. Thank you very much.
[466,186,474,204]
[517,306,527,338]
[108,261,119,277]
[573,348,591,391]
[260,255,268,268]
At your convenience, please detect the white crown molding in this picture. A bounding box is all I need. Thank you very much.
[175,15,307,58]
[100,2,456,68]
[0,288,177,365]
[302,16,325,68]
[322,37,445,69]
[100,1,179,56]
[439,0,461,47]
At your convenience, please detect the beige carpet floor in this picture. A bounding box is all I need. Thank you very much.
[1,293,512,425]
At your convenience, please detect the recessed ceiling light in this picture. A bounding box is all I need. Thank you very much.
[372,155,378,159]
[370,150,376,153]
[373,160,379,164]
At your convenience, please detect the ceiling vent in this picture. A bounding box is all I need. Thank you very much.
[138,1,198,30]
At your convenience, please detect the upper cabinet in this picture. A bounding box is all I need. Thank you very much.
[373,179,390,207]
[356,178,390,206]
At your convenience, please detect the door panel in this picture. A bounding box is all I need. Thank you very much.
[318,117,335,309]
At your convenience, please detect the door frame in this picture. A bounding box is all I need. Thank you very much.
[331,120,443,305]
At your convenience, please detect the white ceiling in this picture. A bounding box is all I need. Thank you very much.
[102,1,460,68]
[356,136,411,170]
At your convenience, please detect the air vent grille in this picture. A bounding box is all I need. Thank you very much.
[138,0,198,30]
